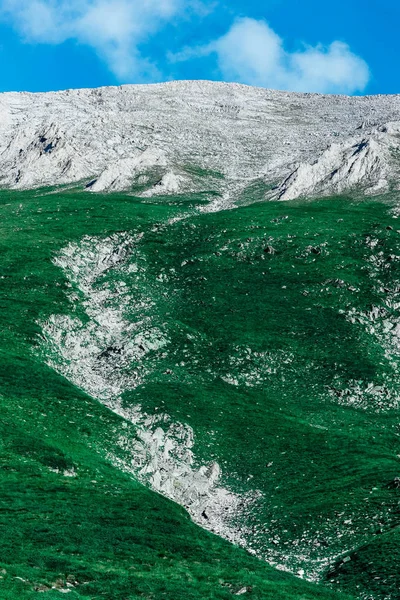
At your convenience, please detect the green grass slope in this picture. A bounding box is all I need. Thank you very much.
[0,189,350,599]
[2,187,400,599]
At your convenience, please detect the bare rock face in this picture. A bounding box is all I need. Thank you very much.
[89,148,168,192]
[3,81,400,201]
[274,123,400,200]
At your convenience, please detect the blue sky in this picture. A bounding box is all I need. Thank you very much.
[0,0,396,95]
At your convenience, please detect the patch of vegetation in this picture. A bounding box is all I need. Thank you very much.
[235,179,278,205]
[182,164,225,179]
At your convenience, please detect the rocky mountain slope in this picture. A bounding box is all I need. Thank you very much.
[3,81,400,202]
[4,83,400,600]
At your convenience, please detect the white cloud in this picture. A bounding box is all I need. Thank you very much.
[0,0,186,80]
[212,18,370,94]
[0,3,371,94]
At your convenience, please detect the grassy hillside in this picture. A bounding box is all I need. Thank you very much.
[1,187,400,598]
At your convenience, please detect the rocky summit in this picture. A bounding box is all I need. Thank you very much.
[2,81,400,202]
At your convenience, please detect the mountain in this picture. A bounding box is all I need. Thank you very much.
[2,82,400,600]
[3,81,400,201]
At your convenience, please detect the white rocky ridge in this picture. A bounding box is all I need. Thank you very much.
[275,123,400,200]
[89,148,168,192]
[3,81,400,201]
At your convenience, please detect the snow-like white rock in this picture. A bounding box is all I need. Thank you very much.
[275,124,400,200]
[90,148,167,192]
[3,81,400,200]
[141,170,187,196]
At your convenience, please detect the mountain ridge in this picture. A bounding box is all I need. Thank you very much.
[3,80,400,202]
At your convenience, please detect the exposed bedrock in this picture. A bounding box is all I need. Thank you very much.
[3,81,400,201]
